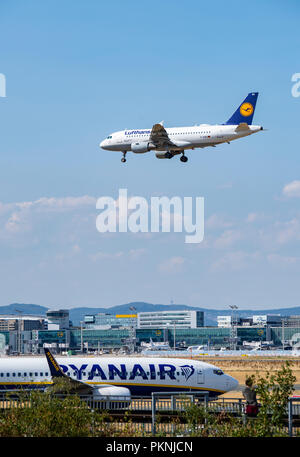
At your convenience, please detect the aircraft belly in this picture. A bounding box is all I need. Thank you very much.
[111,144,131,151]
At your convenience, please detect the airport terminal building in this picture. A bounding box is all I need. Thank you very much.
[0,310,299,354]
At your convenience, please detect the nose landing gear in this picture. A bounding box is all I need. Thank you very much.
[121,152,127,163]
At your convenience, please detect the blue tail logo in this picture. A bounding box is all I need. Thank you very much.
[225,92,258,125]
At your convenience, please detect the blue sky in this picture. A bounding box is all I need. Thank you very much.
[0,0,300,310]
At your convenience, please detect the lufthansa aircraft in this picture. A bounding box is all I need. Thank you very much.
[100,92,263,163]
[0,349,238,400]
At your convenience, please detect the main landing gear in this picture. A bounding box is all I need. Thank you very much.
[180,152,188,163]
[121,152,127,163]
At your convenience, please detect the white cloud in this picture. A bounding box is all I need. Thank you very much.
[31,195,96,211]
[206,214,233,230]
[282,180,300,198]
[211,251,261,272]
[276,218,300,244]
[158,256,186,273]
[90,251,124,262]
[214,229,242,249]
[246,213,258,223]
[267,254,299,267]
[129,248,147,260]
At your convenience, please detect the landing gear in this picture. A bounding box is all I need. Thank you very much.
[180,153,188,163]
[121,152,127,163]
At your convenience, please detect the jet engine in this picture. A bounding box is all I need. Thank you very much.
[91,385,131,409]
[131,142,152,153]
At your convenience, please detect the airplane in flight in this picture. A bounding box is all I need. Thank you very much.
[100,92,263,163]
[0,348,239,401]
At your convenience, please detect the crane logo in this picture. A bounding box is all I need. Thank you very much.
[240,102,253,117]
[180,365,195,381]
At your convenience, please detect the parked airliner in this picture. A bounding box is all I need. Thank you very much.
[0,348,238,400]
[100,92,263,163]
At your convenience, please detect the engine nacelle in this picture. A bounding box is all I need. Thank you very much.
[155,151,173,159]
[92,385,131,400]
[91,385,131,409]
[131,141,151,153]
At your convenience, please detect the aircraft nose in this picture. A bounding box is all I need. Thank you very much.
[100,140,106,149]
[226,375,239,392]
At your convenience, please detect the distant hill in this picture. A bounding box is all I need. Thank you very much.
[0,303,48,316]
[0,302,299,326]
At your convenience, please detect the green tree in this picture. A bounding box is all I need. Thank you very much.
[0,390,105,437]
[253,361,296,436]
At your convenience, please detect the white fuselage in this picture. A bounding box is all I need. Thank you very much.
[0,356,238,397]
[100,124,263,153]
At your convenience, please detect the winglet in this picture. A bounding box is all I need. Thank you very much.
[44,348,66,378]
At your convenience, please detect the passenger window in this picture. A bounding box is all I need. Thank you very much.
[7,373,9,377]
[24,373,27,376]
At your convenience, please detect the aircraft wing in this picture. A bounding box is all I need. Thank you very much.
[149,123,175,148]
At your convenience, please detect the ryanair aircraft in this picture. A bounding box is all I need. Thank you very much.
[100,92,263,163]
[0,349,238,400]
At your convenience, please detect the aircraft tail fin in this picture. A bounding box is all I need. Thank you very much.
[44,348,66,378]
[225,92,258,125]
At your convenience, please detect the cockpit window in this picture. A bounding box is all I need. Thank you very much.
[213,369,224,376]
[107,136,112,139]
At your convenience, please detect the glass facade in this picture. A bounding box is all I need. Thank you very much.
[70,329,130,349]
[236,326,267,342]
[164,328,230,346]
[270,327,300,346]
[25,325,300,352]
[84,313,137,329]
[0,331,9,346]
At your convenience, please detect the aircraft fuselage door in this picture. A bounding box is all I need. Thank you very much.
[197,369,204,384]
